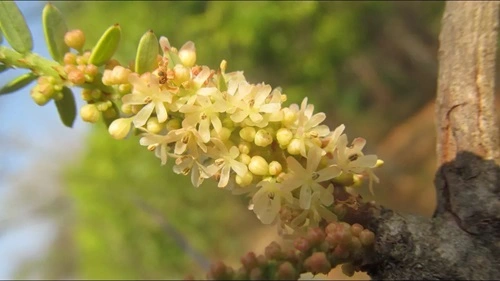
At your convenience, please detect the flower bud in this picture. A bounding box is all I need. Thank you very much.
[341,263,355,277]
[254,129,273,147]
[238,154,251,165]
[108,118,132,140]
[268,161,282,176]
[282,108,297,126]
[63,52,77,65]
[276,261,297,280]
[276,128,293,146]
[112,66,132,84]
[64,29,86,50]
[236,171,253,187]
[304,252,331,275]
[178,41,196,67]
[359,229,375,246]
[121,103,133,115]
[173,64,190,85]
[166,118,181,130]
[81,89,93,101]
[248,156,269,176]
[218,127,232,141]
[287,138,302,155]
[222,117,234,129]
[239,127,256,142]
[238,142,251,155]
[147,117,164,134]
[350,223,364,237]
[68,69,85,85]
[80,104,100,123]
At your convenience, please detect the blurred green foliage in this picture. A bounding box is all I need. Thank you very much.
[60,1,444,279]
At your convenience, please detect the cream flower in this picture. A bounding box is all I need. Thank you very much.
[331,134,378,174]
[283,145,341,209]
[207,138,248,188]
[123,73,173,127]
[173,155,217,187]
[230,83,281,125]
[252,180,294,224]
[180,92,226,143]
[139,131,176,165]
[165,126,207,157]
[292,98,331,157]
[323,124,345,155]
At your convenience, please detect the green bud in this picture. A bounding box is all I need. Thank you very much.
[287,138,301,155]
[146,117,164,134]
[80,104,100,123]
[248,156,269,176]
[238,154,251,165]
[235,171,253,187]
[178,41,196,67]
[135,30,159,74]
[268,161,282,176]
[276,128,293,146]
[254,129,273,147]
[166,118,181,131]
[238,142,251,155]
[88,24,121,66]
[108,118,132,140]
[239,127,256,142]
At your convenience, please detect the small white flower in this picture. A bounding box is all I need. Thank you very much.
[139,131,176,165]
[180,92,226,143]
[173,155,217,187]
[283,145,341,209]
[207,138,248,188]
[123,73,173,127]
[166,126,207,157]
[252,180,294,224]
[289,98,330,157]
[230,83,281,125]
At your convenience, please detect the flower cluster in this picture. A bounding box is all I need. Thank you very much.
[104,37,382,231]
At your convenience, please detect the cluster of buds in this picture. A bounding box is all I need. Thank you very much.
[102,34,382,231]
[196,221,375,280]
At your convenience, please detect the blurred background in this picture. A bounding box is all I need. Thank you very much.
[1,1,499,279]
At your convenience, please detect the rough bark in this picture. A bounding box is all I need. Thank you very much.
[363,2,500,279]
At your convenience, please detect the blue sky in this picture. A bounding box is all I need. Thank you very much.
[0,1,89,277]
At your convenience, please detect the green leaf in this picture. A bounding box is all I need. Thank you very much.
[55,86,77,128]
[135,30,159,74]
[0,1,33,53]
[167,50,181,69]
[88,24,121,66]
[0,64,8,73]
[42,3,69,63]
[0,72,36,95]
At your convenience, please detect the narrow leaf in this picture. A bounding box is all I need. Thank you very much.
[135,30,159,74]
[55,86,77,128]
[42,3,69,63]
[0,64,8,73]
[0,72,36,95]
[0,1,33,53]
[88,24,121,66]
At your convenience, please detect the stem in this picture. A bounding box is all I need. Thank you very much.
[0,45,64,81]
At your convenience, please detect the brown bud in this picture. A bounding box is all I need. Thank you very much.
[63,52,77,65]
[350,223,364,237]
[276,261,297,280]
[68,69,85,85]
[294,237,311,253]
[341,263,355,277]
[304,252,332,275]
[241,252,258,271]
[249,267,263,280]
[359,229,375,246]
[265,241,282,260]
[306,227,326,247]
[208,261,227,280]
[333,244,350,259]
[64,29,86,50]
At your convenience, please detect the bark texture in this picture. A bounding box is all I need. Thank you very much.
[364,2,500,280]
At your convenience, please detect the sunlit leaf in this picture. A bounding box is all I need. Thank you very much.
[42,3,69,63]
[0,1,33,53]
